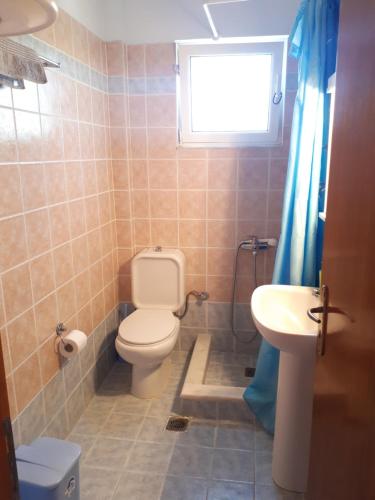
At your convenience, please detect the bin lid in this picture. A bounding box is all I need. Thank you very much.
[16,437,81,489]
[17,461,62,489]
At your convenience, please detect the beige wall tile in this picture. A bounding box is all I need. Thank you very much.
[53,243,74,287]
[0,165,23,218]
[13,353,42,413]
[20,163,47,211]
[179,220,206,247]
[127,44,145,77]
[179,160,207,189]
[39,335,61,385]
[145,43,175,77]
[0,216,27,272]
[55,9,73,56]
[57,281,77,322]
[15,111,42,162]
[30,253,55,302]
[149,160,177,189]
[2,264,32,321]
[150,190,177,218]
[7,309,38,370]
[25,209,51,258]
[0,107,17,162]
[148,128,176,159]
[49,204,71,247]
[34,293,59,344]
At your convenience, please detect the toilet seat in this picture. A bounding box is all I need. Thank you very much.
[118,309,179,346]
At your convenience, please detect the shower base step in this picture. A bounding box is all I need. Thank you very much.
[180,334,246,402]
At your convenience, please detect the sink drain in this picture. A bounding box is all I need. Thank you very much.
[165,416,190,432]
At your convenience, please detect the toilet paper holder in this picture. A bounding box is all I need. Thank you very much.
[56,322,67,346]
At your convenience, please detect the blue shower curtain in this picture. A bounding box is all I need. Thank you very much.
[243,0,340,434]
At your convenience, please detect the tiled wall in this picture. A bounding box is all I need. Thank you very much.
[0,10,296,443]
[109,42,296,341]
[0,10,119,444]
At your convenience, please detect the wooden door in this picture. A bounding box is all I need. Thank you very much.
[307,0,375,499]
[0,337,18,499]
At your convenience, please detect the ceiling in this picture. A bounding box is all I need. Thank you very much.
[56,0,300,44]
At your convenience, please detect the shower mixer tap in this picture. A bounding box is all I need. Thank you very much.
[239,236,278,253]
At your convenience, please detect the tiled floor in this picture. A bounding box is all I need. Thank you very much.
[68,352,304,500]
[205,351,256,387]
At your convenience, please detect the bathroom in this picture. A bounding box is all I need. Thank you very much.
[0,0,374,499]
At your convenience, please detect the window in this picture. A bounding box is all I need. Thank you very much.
[176,37,288,148]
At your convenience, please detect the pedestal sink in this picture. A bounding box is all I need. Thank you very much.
[251,285,320,493]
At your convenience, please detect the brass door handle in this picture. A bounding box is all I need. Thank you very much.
[307,305,346,324]
[307,285,352,356]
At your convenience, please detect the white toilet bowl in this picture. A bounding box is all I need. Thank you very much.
[115,247,185,399]
[116,308,180,398]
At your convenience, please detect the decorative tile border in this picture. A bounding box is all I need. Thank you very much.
[12,34,109,92]
[11,35,177,96]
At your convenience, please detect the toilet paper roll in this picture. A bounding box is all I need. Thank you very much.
[59,330,87,359]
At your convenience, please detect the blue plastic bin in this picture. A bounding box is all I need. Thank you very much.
[16,437,81,500]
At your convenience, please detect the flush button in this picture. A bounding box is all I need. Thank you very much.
[154,246,162,252]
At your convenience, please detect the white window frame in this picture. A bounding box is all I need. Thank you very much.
[176,36,288,148]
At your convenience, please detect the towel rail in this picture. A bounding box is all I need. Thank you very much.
[38,55,60,69]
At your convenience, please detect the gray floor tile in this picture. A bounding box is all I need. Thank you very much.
[148,396,181,417]
[255,452,273,485]
[217,400,254,423]
[255,426,273,453]
[180,399,217,420]
[113,471,165,500]
[176,420,216,448]
[222,352,252,367]
[208,480,255,500]
[212,448,255,482]
[205,363,223,385]
[97,370,131,395]
[127,442,173,474]
[216,422,255,450]
[255,484,304,500]
[71,409,108,435]
[68,434,96,462]
[208,351,225,364]
[164,377,184,396]
[84,437,133,469]
[80,466,121,500]
[85,395,117,413]
[137,416,177,444]
[171,350,191,365]
[113,393,152,415]
[100,413,144,439]
[221,365,249,386]
[168,444,213,478]
[70,332,265,500]
[160,476,208,500]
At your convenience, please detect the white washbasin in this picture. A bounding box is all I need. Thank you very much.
[0,0,58,36]
[250,284,321,493]
[251,285,320,353]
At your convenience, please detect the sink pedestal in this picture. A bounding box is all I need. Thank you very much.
[273,349,316,492]
[250,285,320,493]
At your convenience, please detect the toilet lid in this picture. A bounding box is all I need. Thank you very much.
[118,309,178,345]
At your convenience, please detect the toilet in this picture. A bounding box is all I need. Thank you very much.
[115,247,185,398]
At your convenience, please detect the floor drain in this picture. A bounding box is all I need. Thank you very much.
[165,416,190,432]
[245,367,256,377]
